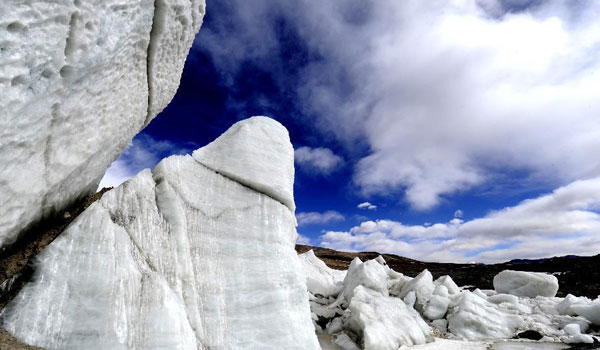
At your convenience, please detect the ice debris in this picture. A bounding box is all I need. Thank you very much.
[299,250,600,348]
[298,250,346,298]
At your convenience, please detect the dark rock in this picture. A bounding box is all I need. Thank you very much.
[515,330,543,340]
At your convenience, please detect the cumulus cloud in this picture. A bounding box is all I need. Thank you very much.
[198,0,600,210]
[321,177,600,263]
[296,210,345,226]
[294,146,344,175]
[296,233,312,245]
[348,1,600,210]
[99,135,192,189]
[357,202,377,210]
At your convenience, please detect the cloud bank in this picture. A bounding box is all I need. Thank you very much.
[320,177,600,263]
[297,210,345,226]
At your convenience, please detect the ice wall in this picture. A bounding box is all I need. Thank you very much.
[1,117,320,350]
[0,0,205,249]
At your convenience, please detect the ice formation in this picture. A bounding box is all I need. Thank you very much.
[300,251,600,349]
[0,0,205,249]
[1,117,319,350]
[571,301,600,326]
[193,116,296,211]
[298,250,346,297]
[347,286,431,349]
[494,270,559,298]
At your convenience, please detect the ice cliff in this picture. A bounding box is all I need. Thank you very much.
[1,117,320,350]
[0,0,205,249]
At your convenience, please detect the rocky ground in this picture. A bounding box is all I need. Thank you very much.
[295,245,600,299]
[0,327,41,350]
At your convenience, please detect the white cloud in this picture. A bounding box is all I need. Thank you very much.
[296,233,312,245]
[294,146,344,175]
[199,0,600,210]
[99,135,192,189]
[296,210,345,226]
[321,177,600,263]
[357,202,377,210]
[348,1,600,210]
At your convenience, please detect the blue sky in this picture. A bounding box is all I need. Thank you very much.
[101,0,600,263]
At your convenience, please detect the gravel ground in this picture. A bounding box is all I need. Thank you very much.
[0,327,42,350]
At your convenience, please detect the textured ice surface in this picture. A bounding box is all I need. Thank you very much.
[563,323,594,344]
[299,250,346,297]
[423,292,450,320]
[342,258,389,301]
[346,286,431,349]
[494,270,559,298]
[571,300,600,326]
[147,0,205,120]
[434,275,461,295]
[556,294,590,316]
[301,253,432,349]
[1,117,319,350]
[0,0,205,249]
[447,291,526,340]
[193,116,296,211]
[300,252,600,347]
[399,269,436,312]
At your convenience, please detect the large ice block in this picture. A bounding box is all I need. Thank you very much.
[1,117,319,350]
[0,0,205,249]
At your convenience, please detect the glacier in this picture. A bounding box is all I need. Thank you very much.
[1,117,320,350]
[300,250,600,349]
[0,0,205,250]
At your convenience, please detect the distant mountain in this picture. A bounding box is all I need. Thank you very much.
[296,245,600,298]
[508,255,581,264]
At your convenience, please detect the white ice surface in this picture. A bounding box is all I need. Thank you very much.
[434,275,460,295]
[423,293,450,320]
[193,116,296,211]
[1,199,197,350]
[1,117,319,350]
[556,294,590,316]
[447,291,526,340]
[571,299,600,326]
[494,270,559,298]
[342,258,389,301]
[0,0,204,250]
[399,269,435,312]
[298,250,346,297]
[346,286,431,350]
[147,0,205,120]
[300,253,600,348]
